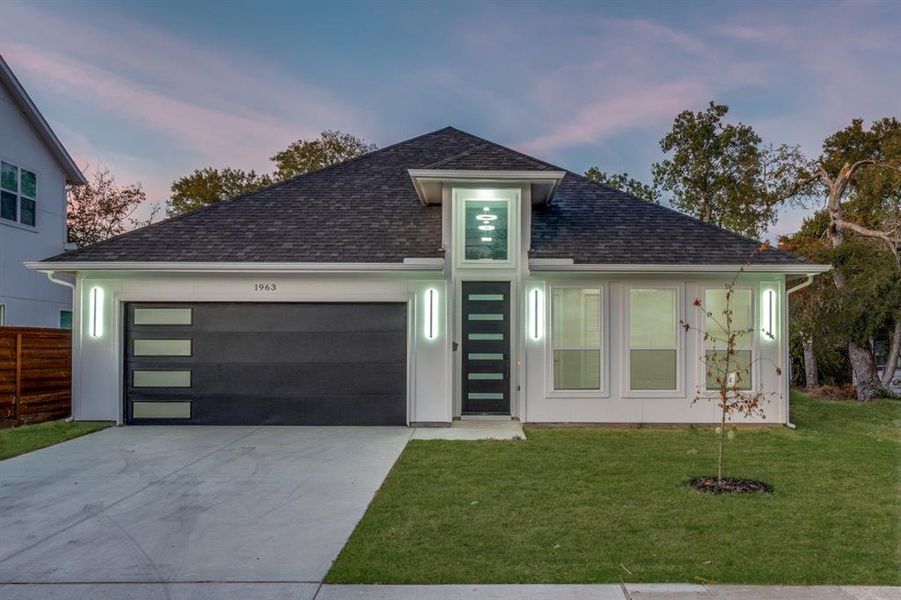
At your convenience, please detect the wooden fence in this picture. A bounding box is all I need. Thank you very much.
[0,327,72,428]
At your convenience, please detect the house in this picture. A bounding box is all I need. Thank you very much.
[0,55,86,328]
[28,127,829,426]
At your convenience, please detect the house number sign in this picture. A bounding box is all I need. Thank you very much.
[254,283,278,292]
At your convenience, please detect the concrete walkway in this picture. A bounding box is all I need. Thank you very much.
[412,419,526,440]
[0,583,897,599]
[0,426,411,588]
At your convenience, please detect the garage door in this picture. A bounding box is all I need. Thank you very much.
[124,302,407,425]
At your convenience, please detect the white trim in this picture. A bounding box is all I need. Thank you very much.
[410,169,567,181]
[0,56,86,185]
[452,187,520,269]
[529,260,832,275]
[546,284,609,399]
[621,283,684,398]
[26,260,445,273]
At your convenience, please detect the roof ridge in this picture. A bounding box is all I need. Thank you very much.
[438,126,566,172]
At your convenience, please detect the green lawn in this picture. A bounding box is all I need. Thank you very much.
[0,420,110,461]
[328,391,900,585]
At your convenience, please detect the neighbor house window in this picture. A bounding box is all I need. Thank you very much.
[704,288,754,390]
[1,161,37,227]
[552,287,602,390]
[59,310,73,330]
[0,304,5,325]
[628,287,679,391]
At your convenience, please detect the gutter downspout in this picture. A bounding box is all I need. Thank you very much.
[44,271,76,422]
[783,274,818,429]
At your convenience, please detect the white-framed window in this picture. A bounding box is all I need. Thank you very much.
[627,286,680,392]
[1,160,37,227]
[551,286,603,391]
[703,287,754,391]
[454,188,519,267]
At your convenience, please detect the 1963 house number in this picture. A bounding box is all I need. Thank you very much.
[254,283,277,292]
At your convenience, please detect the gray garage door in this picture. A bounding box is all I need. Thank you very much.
[124,302,407,425]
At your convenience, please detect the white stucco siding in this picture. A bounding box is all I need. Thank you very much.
[71,272,451,424]
[523,273,788,424]
[0,78,70,327]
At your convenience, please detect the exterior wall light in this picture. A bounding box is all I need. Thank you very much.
[761,288,776,340]
[90,286,104,338]
[528,288,544,341]
[425,288,439,340]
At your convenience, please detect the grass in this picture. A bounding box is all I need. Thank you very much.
[327,391,900,585]
[0,420,110,461]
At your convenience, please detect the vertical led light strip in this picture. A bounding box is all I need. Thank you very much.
[425,288,439,340]
[529,288,544,340]
[762,288,775,340]
[90,287,104,338]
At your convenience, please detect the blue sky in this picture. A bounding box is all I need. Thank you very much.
[2,0,899,239]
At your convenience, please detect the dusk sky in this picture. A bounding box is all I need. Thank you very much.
[2,0,899,240]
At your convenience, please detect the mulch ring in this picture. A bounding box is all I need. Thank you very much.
[688,476,773,495]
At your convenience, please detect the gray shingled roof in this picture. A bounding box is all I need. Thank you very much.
[45,126,807,266]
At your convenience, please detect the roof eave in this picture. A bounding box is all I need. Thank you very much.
[26,258,446,274]
[0,55,87,185]
[528,258,832,275]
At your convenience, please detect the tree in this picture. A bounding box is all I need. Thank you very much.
[652,102,808,238]
[166,131,376,217]
[584,167,659,202]
[67,168,157,247]
[167,168,271,217]
[791,118,901,400]
[271,130,376,181]
[681,249,779,491]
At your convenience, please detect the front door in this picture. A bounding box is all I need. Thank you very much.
[461,281,511,415]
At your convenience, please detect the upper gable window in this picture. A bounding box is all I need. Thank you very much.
[455,188,518,265]
[1,161,37,227]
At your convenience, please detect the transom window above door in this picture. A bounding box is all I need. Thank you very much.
[454,188,519,265]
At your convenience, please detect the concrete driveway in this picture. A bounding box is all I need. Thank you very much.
[0,425,411,598]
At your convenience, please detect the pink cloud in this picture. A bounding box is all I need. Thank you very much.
[519,79,708,154]
[1,3,368,173]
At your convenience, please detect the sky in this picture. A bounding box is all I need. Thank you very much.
[1,0,899,240]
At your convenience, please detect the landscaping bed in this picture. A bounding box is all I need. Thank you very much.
[328,391,900,585]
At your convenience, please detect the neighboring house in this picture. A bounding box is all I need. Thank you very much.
[29,127,829,426]
[0,55,86,328]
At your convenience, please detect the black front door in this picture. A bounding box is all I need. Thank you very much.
[461,281,511,415]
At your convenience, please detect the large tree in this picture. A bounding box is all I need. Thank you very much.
[652,102,807,238]
[584,167,659,202]
[167,130,375,217]
[67,168,156,247]
[271,130,376,181]
[788,118,901,400]
[167,168,271,217]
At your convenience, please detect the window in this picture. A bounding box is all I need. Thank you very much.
[464,197,508,260]
[59,310,73,330]
[703,289,753,390]
[455,188,518,264]
[628,288,678,391]
[1,161,37,227]
[552,287,602,390]
[0,304,5,325]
